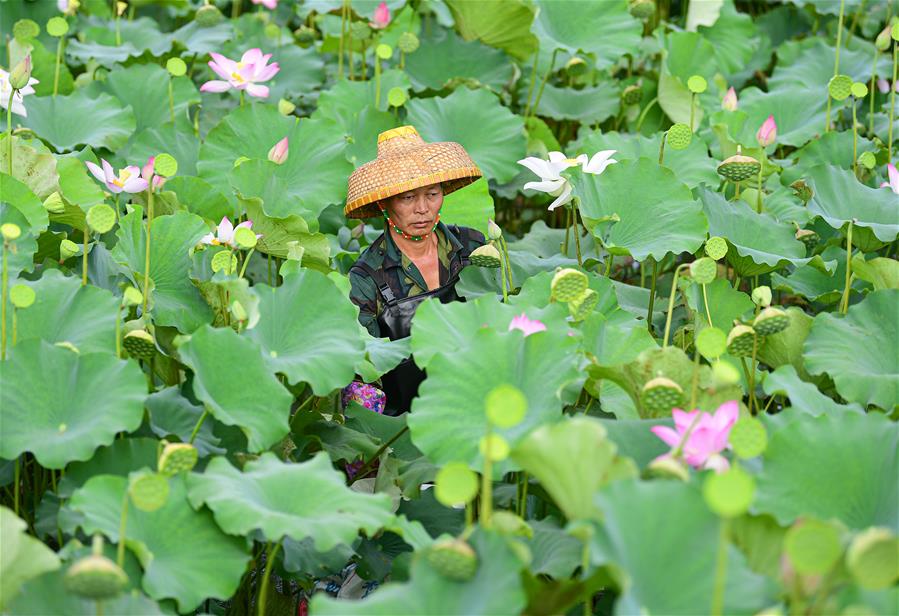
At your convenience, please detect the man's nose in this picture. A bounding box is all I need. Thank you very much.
[413,196,428,212]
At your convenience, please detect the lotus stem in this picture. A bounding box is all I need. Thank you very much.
[690,93,696,132]
[870,49,878,136]
[710,518,730,616]
[115,304,122,358]
[188,408,210,444]
[756,167,763,213]
[465,500,473,528]
[231,0,240,19]
[825,0,846,132]
[6,89,13,175]
[257,541,281,616]
[1,241,7,360]
[267,253,272,286]
[841,220,853,314]
[605,253,612,277]
[338,0,348,80]
[690,345,701,409]
[523,45,540,117]
[499,236,513,291]
[168,78,175,124]
[142,190,153,315]
[374,52,381,108]
[53,36,64,98]
[116,490,129,568]
[480,424,493,528]
[658,131,667,166]
[662,264,689,348]
[518,471,529,518]
[499,248,508,303]
[890,40,897,163]
[563,207,571,255]
[581,539,591,616]
[702,283,713,327]
[635,97,659,133]
[238,248,254,279]
[672,409,704,458]
[353,426,409,479]
[852,98,859,176]
[846,0,866,43]
[748,335,759,414]
[239,89,245,108]
[530,49,559,119]
[572,203,583,268]
[647,258,658,333]
[82,229,89,286]
[13,458,18,515]
[11,307,16,346]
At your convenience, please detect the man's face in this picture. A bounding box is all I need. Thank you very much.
[384,183,444,234]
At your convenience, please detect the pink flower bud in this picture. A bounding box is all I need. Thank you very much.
[371,1,391,29]
[267,137,289,165]
[9,55,32,90]
[877,79,890,94]
[722,87,738,111]
[756,115,777,148]
[141,156,156,182]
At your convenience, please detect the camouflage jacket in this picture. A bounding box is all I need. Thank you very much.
[348,222,485,338]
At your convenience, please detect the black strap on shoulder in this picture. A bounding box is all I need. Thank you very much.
[350,260,396,304]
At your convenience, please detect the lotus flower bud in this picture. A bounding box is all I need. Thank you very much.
[426,539,478,582]
[756,115,777,148]
[277,98,296,115]
[59,238,79,261]
[43,191,65,214]
[370,1,390,29]
[487,219,502,240]
[267,137,289,165]
[751,285,772,307]
[194,4,224,26]
[141,156,156,183]
[722,86,738,111]
[876,25,892,51]
[9,55,32,90]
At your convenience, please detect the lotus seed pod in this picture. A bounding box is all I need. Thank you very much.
[43,191,66,214]
[666,123,693,150]
[1,223,21,241]
[64,554,128,600]
[645,455,689,481]
[165,57,187,77]
[876,25,892,51]
[687,75,707,94]
[729,416,768,459]
[827,74,853,101]
[128,470,170,512]
[753,307,790,336]
[154,153,178,177]
[233,226,257,249]
[641,377,684,415]
[426,539,478,582]
[55,341,80,354]
[469,244,502,268]
[628,0,655,20]
[59,238,80,261]
[194,3,224,26]
[211,250,238,274]
[564,56,588,77]
[717,154,761,182]
[568,287,598,322]
[785,519,842,575]
[397,31,420,54]
[47,16,70,37]
[550,268,588,302]
[158,442,198,476]
[851,82,868,99]
[702,465,755,518]
[751,285,772,307]
[13,19,40,41]
[795,228,818,251]
[349,21,370,41]
[846,527,899,590]
[87,204,116,234]
[122,286,143,307]
[857,151,876,170]
[9,284,35,309]
[689,257,717,285]
[790,179,813,203]
[479,433,510,462]
[705,236,728,260]
[376,43,393,60]
[621,84,643,106]
[726,324,757,357]
[278,98,296,115]
[486,219,502,241]
[387,87,408,108]
[123,329,156,360]
[264,23,281,40]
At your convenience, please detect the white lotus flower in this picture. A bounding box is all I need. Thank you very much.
[201,217,262,248]
[517,150,618,211]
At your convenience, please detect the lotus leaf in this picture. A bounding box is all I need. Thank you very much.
[23,92,135,152]
[0,507,60,611]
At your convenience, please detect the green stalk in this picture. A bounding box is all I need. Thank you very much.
[702,283,713,327]
[870,49,879,137]
[890,40,897,162]
[756,166,763,213]
[7,89,13,175]
[82,229,90,286]
[852,97,859,175]
[13,457,18,515]
[374,52,381,108]
[522,45,540,117]
[231,0,240,19]
[518,471,529,518]
[238,247,255,279]
[116,490,129,568]
[11,306,16,346]
[690,344,701,408]
[499,236,514,292]
[499,247,508,303]
[257,541,281,616]
[239,89,245,108]
[480,424,493,528]
[841,220,853,314]
[53,36,64,97]
[530,49,559,119]
[658,131,667,165]
[690,93,696,132]
[825,0,846,132]
[338,0,347,80]
[647,258,658,333]
[635,97,659,133]
[188,408,210,444]
[167,77,175,124]
[572,202,583,267]
[604,252,612,278]
[115,303,122,358]
[563,206,571,255]
[662,264,689,348]
[710,518,730,616]
[748,335,759,414]
[142,189,153,315]
[581,540,591,616]
[1,241,7,360]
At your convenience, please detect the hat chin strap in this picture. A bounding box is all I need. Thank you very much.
[380,206,441,242]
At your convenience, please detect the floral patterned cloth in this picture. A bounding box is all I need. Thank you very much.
[341,381,387,414]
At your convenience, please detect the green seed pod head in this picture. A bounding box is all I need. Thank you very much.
[211,250,238,274]
[1,223,22,241]
[46,16,70,37]
[469,244,502,268]
[784,518,843,575]
[850,82,868,99]
[695,326,727,360]
[64,554,128,600]
[564,56,588,78]
[717,153,761,182]
[59,238,80,261]
[154,153,178,177]
[729,416,768,459]
[397,31,420,54]
[711,359,741,385]
[827,75,853,101]
[278,98,296,115]
[689,257,717,285]
[166,57,187,77]
[233,226,257,249]
[550,268,588,302]
[641,376,684,415]
[13,19,40,42]
[753,306,790,336]
[426,539,478,582]
[194,3,224,27]
[621,84,643,106]
[645,454,689,481]
[86,204,116,234]
[122,286,143,307]
[128,470,170,512]
[628,0,655,20]
[666,123,693,150]
[726,324,757,357]
[158,442,198,476]
[43,191,66,214]
[876,25,892,51]
[705,236,728,260]
[846,527,899,590]
[348,21,370,41]
[568,287,598,322]
[751,285,772,307]
[434,462,478,507]
[376,43,393,60]
[123,329,156,360]
[387,86,408,108]
[9,284,36,309]
[687,75,708,94]
[795,228,819,251]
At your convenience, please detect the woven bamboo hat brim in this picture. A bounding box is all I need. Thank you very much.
[345,125,483,219]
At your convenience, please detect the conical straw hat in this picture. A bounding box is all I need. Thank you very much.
[345,125,482,219]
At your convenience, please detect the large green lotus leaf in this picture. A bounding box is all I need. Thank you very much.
[439,178,494,236]
[770,246,850,305]
[0,340,146,468]
[197,103,297,197]
[590,481,770,615]
[511,417,624,520]
[698,2,758,78]
[572,129,719,190]
[68,17,173,66]
[531,0,641,71]
[312,529,526,615]
[129,120,200,178]
[531,83,620,124]
[756,307,816,379]
[574,159,708,261]
[23,92,135,152]
[229,118,352,220]
[0,174,47,279]
[527,519,581,579]
[187,452,393,550]
[159,176,235,222]
[781,131,875,186]
[657,67,704,127]
[70,475,249,612]
[762,366,864,416]
[7,569,162,616]
[755,411,898,530]
[56,156,107,208]
[243,270,365,395]
[0,136,58,200]
[805,165,899,243]
[171,21,233,57]
[732,86,825,148]
[57,437,159,499]
[322,104,395,168]
[444,0,536,60]
[770,38,889,91]
[178,325,292,452]
[404,28,514,92]
[580,310,657,368]
[242,198,330,269]
[685,278,753,335]
[405,87,526,185]
[408,327,580,472]
[112,208,212,332]
[666,31,719,81]
[852,255,899,291]
[804,290,898,410]
[599,418,670,468]
[146,387,224,458]
[313,69,411,124]
[87,65,199,133]
[10,269,117,354]
[0,507,60,611]
[697,187,815,276]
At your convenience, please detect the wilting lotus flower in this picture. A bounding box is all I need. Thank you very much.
[508,313,546,337]
[370,2,391,29]
[650,400,739,473]
[0,68,38,117]
[250,0,277,8]
[268,137,289,164]
[201,216,262,248]
[518,150,618,211]
[756,115,777,148]
[200,48,280,98]
[881,163,899,194]
[141,156,166,191]
[85,159,149,194]
[722,87,738,111]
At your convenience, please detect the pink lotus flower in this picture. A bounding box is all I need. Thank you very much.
[756,115,777,148]
[881,163,899,194]
[250,0,277,8]
[85,159,149,194]
[508,313,547,337]
[650,400,739,473]
[200,48,280,99]
[370,2,391,29]
[268,137,288,164]
[141,156,166,191]
[201,216,262,248]
[722,87,738,111]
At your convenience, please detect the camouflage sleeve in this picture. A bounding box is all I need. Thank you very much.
[348,269,381,338]
[460,226,486,254]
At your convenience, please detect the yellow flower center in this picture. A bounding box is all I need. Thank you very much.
[564,158,580,165]
[112,169,130,188]
[231,72,245,83]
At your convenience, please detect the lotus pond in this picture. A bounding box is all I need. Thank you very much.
[1,0,898,614]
